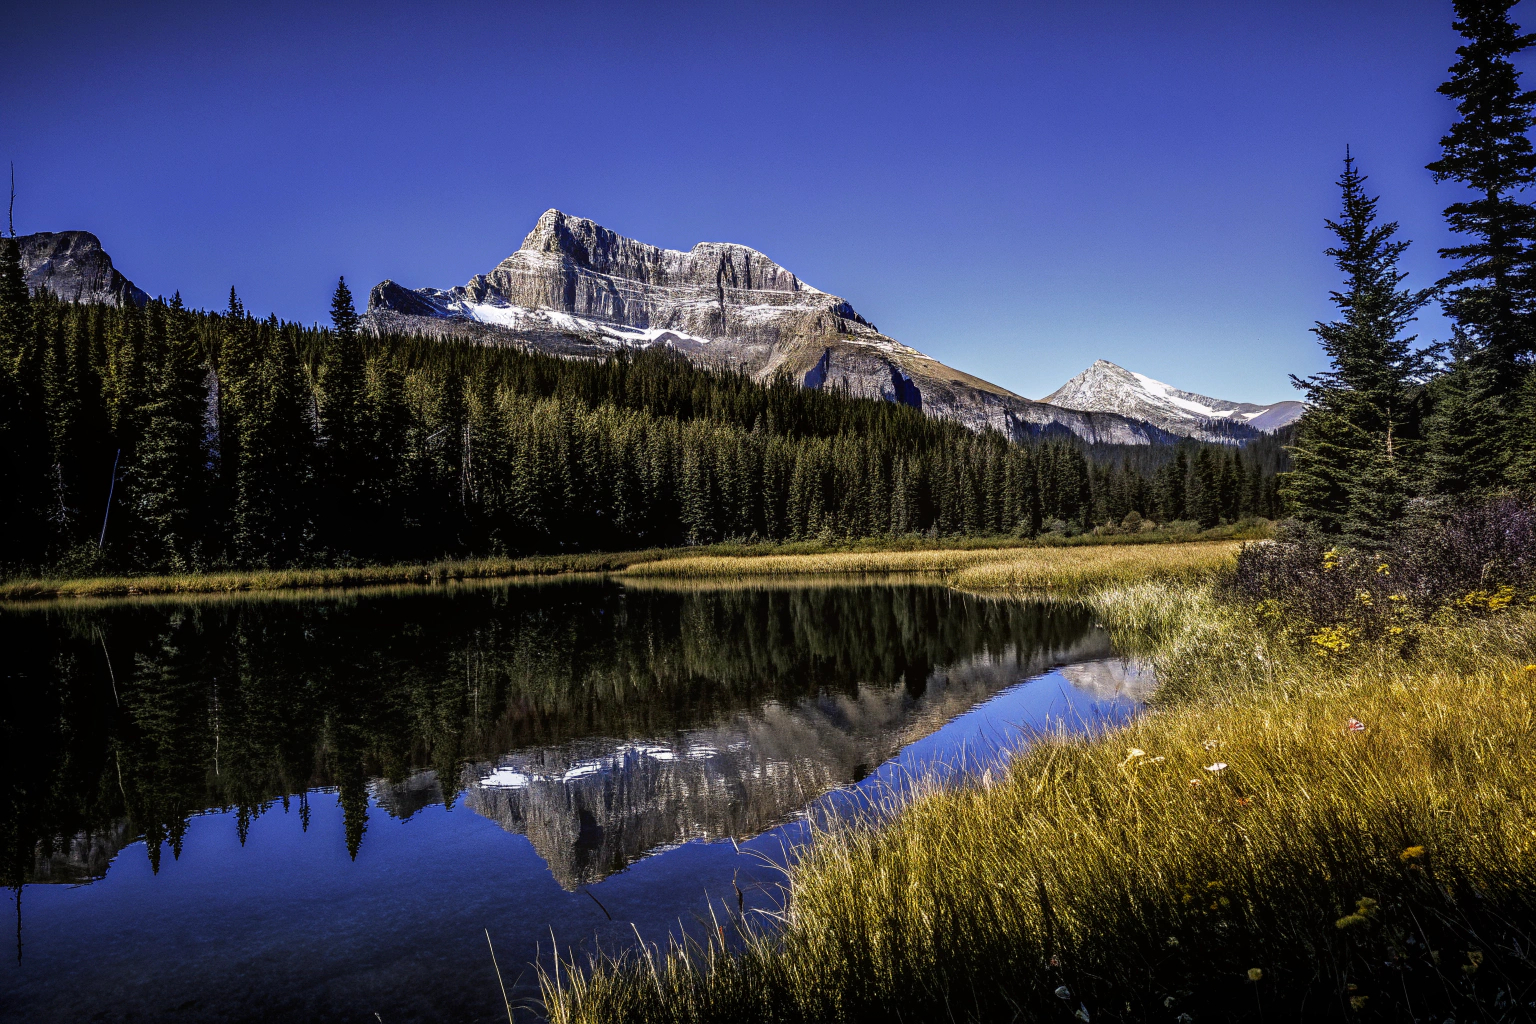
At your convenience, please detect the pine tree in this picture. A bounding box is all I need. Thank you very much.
[1428,0,1536,389]
[212,289,257,556]
[129,295,210,568]
[1423,0,1536,489]
[1157,450,1188,523]
[329,276,360,339]
[319,277,369,553]
[1284,154,1436,542]
[232,318,314,565]
[1190,448,1220,529]
[0,233,49,569]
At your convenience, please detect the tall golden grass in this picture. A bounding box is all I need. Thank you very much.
[0,553,640,601]
[1,533,1254,601]
[620,540,1243,584]
[543,580,1536,1022]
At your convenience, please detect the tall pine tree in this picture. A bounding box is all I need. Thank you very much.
[319,276,369,554]
[128,295,210,569]
[1424,0,1536,490]
[0,234,49,569]
[1284,153,1435,544]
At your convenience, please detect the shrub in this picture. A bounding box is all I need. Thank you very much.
[1229,494,1536,639]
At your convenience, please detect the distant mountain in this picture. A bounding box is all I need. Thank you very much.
[1042,360,1304,441]
[15,230,148,307]
[366,210,1180,445]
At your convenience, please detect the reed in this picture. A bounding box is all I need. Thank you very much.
[543,580,1536,1022]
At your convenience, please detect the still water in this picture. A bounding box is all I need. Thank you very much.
[0,577,1149,1023]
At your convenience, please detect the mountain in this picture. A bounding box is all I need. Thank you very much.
[15,230,148,307]
[366,210,1179,445]
[1042,359,1304,441]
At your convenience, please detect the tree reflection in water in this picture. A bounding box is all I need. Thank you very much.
[2,579,1107,894]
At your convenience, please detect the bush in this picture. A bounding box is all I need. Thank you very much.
[1229,495,1536,640]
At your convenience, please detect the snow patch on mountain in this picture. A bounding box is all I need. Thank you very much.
[1043,360,1303,440]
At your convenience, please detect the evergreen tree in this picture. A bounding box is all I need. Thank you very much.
[1428,0,1536,388]
[1284,154,1435,543]
[1423,0,1536,489]
[1157,450,1188,522]
[319,277,369,554]
[232,318,314,565]
[1191,448,1220,529]
[128,295,210,568]
[0,234,48,569]
[329,276,360,339]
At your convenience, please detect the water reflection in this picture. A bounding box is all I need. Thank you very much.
[1,578,1144,1023]
[424,628,1111,890]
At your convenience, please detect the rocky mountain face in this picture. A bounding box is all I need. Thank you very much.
[366,210,1178,445]
[1043,359,1304,441]
[15,231,148,307]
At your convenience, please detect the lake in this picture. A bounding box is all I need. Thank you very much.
[0,577,1149,1023]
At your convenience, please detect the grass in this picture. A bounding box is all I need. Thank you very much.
[541,578,1536,1023]
[0,553,644,601]
[0,524,1268,602]
[948,539,1244,593]
[620,539,1243,586]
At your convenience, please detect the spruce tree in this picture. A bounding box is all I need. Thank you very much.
[129,295,210,568]
[319,277,369,553]
[0,233,48,569]
[1423,0,1536,488]
[1284,154,1435,543]
[1191,448,1220,529]
[232,318,314,565]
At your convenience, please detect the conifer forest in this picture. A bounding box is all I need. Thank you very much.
[0,275,1285,576]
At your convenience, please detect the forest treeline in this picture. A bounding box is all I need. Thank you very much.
[0,273,1283,575]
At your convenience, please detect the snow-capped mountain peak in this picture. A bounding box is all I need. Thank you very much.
[1042,360,1302,439]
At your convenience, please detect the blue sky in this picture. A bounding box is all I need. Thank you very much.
[2,1,1507,403]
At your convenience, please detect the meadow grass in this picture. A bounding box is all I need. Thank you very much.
[0,553,644,601]
[0,526,1265,602]
[619,539,1245,583]
[541,580,1536,1023]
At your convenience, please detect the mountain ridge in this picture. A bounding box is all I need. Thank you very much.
[364,210,1184,446]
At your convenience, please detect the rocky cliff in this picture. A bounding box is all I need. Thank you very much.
[16,230,148,307]
[366,210,1177,445]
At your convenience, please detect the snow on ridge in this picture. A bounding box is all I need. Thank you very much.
[1127,369,1229,419]
[471,741,723,792]
[455,299,714,347]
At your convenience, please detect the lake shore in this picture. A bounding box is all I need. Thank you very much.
[544,575,1536,1023]
[0,525,1267,601]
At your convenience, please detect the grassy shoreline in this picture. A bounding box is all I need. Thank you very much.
[542,575,1536,1023]
[0,524,1267,601]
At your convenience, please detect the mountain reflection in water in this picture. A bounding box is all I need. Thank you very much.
[1,577,1146,1024]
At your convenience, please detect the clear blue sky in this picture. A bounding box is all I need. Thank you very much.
[2,1,1506,404]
